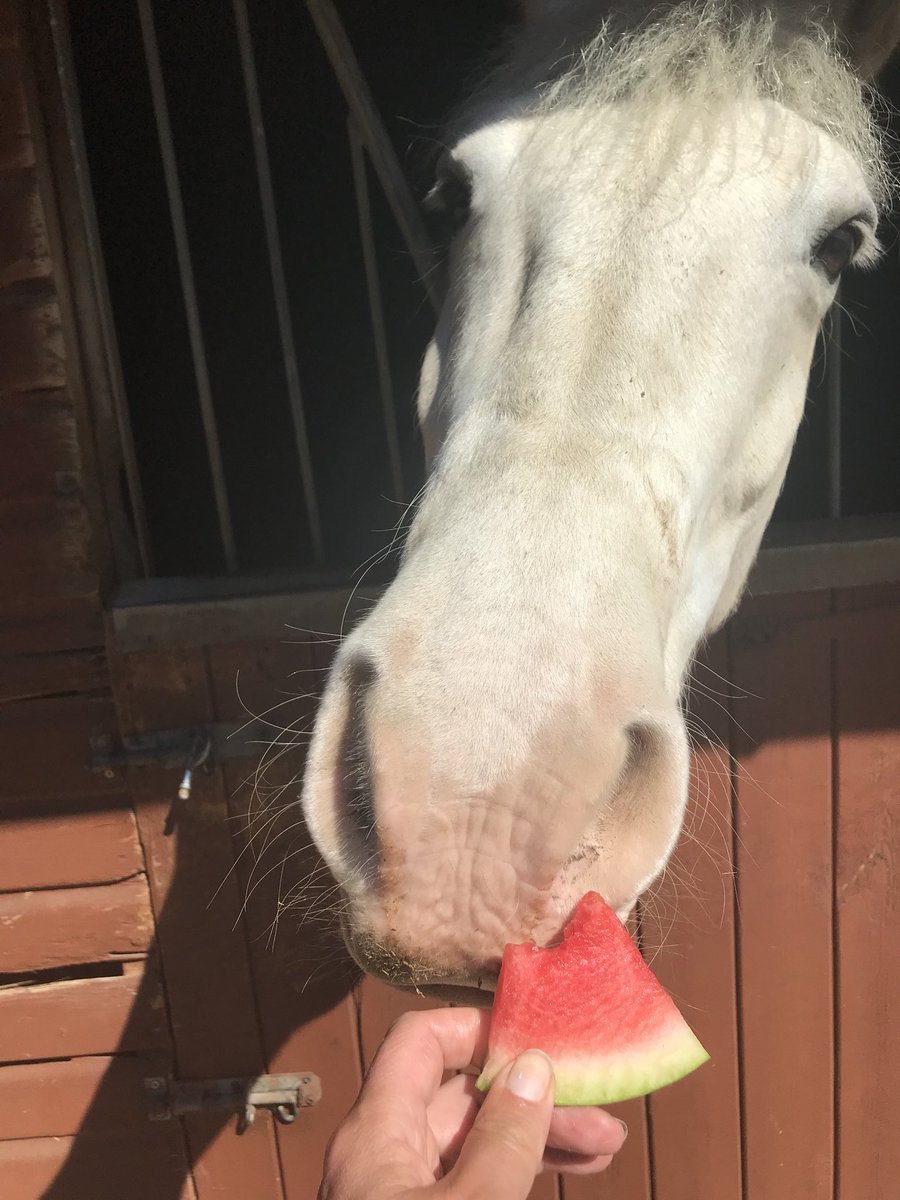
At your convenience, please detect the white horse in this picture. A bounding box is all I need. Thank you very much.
[301,1,899,998]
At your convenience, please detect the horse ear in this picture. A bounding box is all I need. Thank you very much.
[833,1,900,76]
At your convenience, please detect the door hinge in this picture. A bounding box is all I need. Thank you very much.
[144,1071,322,1135]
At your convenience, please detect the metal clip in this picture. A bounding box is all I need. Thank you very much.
[177,730,212,801]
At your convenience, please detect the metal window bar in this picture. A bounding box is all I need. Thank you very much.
[231,0,325,564]
[305,0,445,316]
[137,0,239,573]
[47,0,154,578]
[348,117,405,504]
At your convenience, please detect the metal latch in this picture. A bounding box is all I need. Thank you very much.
[145,1072,322,1134]
[90,720,273,774]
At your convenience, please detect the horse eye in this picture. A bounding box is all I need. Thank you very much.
[423,161,472,241]
[814,224,862,281]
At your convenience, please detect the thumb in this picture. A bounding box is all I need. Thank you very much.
[443,1050,554,1199]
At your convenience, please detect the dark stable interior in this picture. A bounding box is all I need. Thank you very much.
[67,0,900,580]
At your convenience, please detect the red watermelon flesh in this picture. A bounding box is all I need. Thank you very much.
[476,892,709,1105]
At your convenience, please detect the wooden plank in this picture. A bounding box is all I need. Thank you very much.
[643,635,742,1200]
[208,637,364,1200]
[0,1131,196,1200]
[0,592,103,655]
[0,646,107,703]
[0,43,34,173]
[0,1054,153,1139]
[0,805,143,892]
[834,605,900,1200]
[0,692,124,805]
[561,1097,651,1200]
[0,969,169,1062]
[731,593,834,1200]
[0,494,97,604]
[0,299,65,394]
[0,169,51,288]
[0,874,152,972]
[110,645,287,1200]
[0,402,80,504]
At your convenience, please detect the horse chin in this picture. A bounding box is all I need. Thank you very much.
[338,911,500,998]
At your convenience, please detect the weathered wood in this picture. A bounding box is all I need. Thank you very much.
[1,494,96,604]
[0,1054,152,1138]
[0,592,103,656]
[0,1132,196,1200]
[110,645,287,1199]
[0,875,153,972]
[0,692,124,805]
[834,604,900,1200]
[0,968,169,1061]
[0,168,50,287]
[731,592,835,1200]
[0,42,33,172]
[209,637,363,1200]
[0,646,106,703]
[0,805,143,891]
[0,403,80,504]
[0,299,65,393]
[644,636,742,1200]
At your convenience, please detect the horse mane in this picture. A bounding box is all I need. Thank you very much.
[460,3,891,205]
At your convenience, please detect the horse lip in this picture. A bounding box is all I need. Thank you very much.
[338,911,500,999]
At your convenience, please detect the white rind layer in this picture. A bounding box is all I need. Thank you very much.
[476,1022,710,1105]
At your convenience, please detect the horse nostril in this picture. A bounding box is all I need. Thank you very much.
[335,654,379,855]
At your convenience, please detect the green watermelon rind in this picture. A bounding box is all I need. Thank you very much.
[475,1023,710,1106]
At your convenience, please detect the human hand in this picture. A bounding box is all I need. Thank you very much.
[319,1007,628,1199]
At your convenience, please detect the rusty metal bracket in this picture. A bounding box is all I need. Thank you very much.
[144,1072,322,1134]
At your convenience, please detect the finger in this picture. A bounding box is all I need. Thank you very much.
[543,1148,616,1175]
[426,1073,480,1167]
[356,1008,491,1118]
[546,1107,628,1157]
[443,1050,554,1199]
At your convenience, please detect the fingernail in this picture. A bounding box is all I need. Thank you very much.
[616,1119,629,1139]
[506,1049,554,1102]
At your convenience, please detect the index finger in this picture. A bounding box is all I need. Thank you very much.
[357,1007,492,1114]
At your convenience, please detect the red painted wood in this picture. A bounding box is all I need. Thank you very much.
[562,1097,651,1200]
[0,969,169,1062]
[0,693,124,806]
[0,1132,196,1200]
[834,607,900,1200]
[0,1054,151,1138]
[645,636,742,1200]
[0,805,143,890]
[106,646,287,1200]
[731,594,834,1200]
[209,636,363,1200]
[0,875,153,972]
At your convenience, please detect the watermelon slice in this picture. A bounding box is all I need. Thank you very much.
[476,892,709,1105]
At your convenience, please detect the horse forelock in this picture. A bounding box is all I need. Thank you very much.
[455,2,891,207]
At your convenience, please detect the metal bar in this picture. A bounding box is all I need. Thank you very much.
[46,0,154,577]
[305,0,445,315]
[136,0,239,572]
[348,117,405,503]
[826,297,842,520]
[231,0,325,564]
